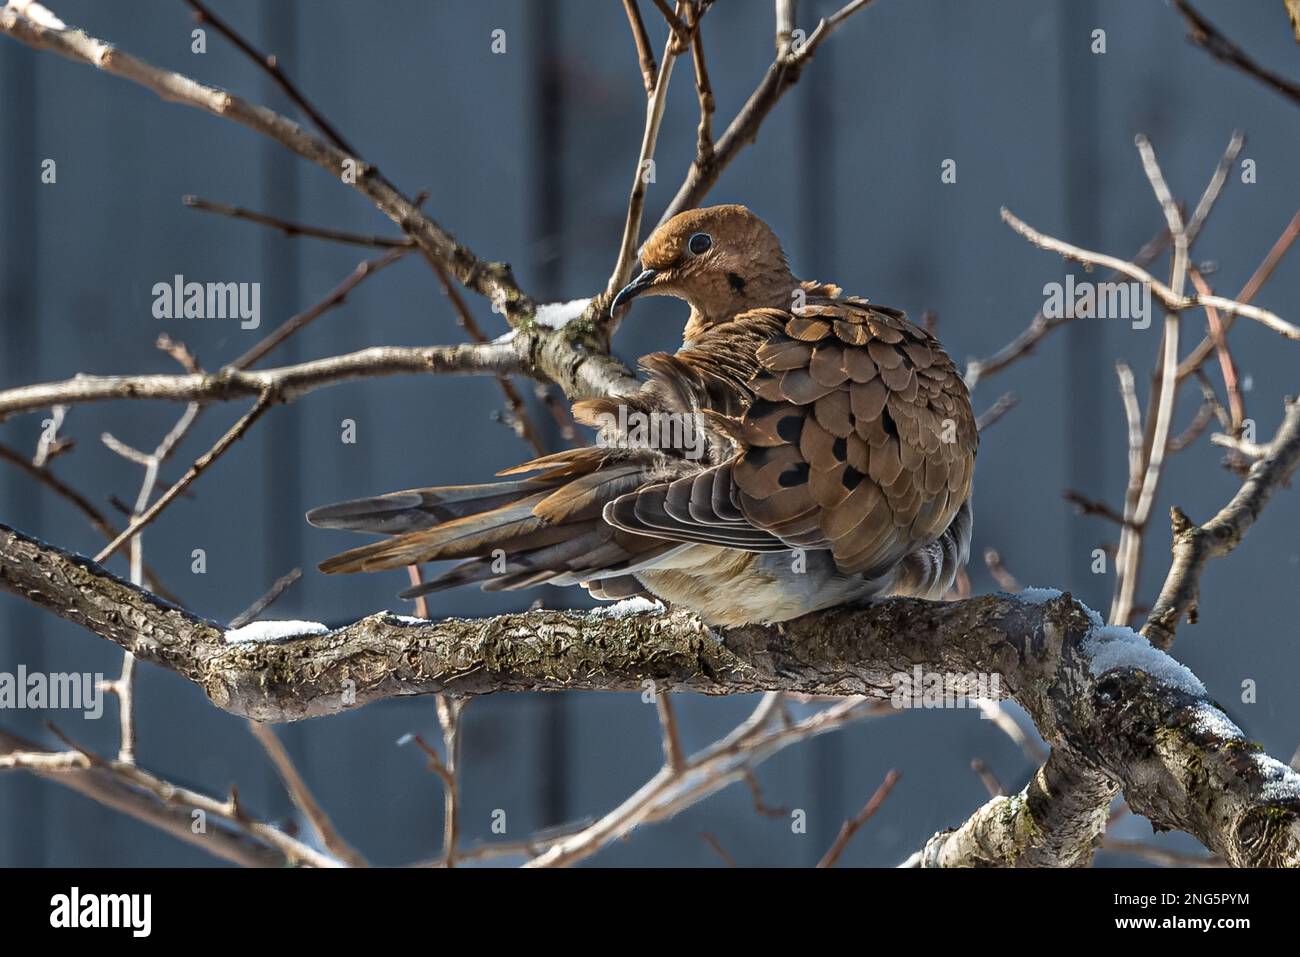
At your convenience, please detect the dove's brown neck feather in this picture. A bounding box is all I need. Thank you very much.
[682,267,800,342]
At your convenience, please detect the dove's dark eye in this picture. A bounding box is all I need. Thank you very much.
[687,232,713,255]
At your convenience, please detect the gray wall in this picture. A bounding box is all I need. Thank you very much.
[1,0,1298,866]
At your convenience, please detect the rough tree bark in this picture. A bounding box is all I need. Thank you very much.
[2,521,1299,867]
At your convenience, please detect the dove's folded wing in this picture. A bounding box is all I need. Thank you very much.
[603,299,977,579]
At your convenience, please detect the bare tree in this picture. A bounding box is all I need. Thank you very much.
[2,0,1300,868]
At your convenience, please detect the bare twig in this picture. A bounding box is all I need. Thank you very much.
[1177,209,1300,383]
[95,390,275,563]
[1111,136,1189,627]
[1143,397,1300,648]
[1171,0,1300,108]
[434,695,465,867]
[817,769,900,867]
[982,547,1021,592]
[0,341,528,420]
[660,0,878,223]
[184,0,359,156]
[1188,265,1245,430]
[974,392,1017,431]
[0,442,180,602]
[622,0,658,94]
[656,690,686,772]
[183,196,412,248]
[228,568,302,630]
[699,831,737,866]
[606,24,681,304]
[970,759,1006,798]
[1063,490,1133,529]
[964,229,1168,388]
[247,721,368,867]
[1000,208,1300,339]
[232,248,412,370]
[688,6,715,168]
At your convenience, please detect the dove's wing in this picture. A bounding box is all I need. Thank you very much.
[604,299,977,579]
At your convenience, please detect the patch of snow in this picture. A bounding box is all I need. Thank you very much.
[1082,624,1206,696]
[590,596,665,618]
[492,329,516,344]
[1186,701,1244,740]
[1017,587,1103,627]
[534,298,591,330]
[389,615,429,625]
[225,619,329,644]
[1254,755,1300,803]
[9,1,67,30]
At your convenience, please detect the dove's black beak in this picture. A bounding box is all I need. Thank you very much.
[610,268,658,315]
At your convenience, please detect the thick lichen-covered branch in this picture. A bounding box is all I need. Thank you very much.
[1,522,1297,865]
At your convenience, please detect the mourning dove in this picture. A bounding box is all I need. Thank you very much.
[308,205,977,627]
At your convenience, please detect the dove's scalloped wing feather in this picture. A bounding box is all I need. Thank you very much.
[605,297,977,580]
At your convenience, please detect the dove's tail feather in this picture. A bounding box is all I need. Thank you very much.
[891,498,974,600]
[308,448,674,588]
[305,479,554,536]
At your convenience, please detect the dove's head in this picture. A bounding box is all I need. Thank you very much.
[611,205,797,330]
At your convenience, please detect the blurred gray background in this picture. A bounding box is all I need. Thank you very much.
[2,0,1298,866]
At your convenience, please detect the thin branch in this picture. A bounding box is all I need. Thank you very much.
[1112,136,1189,626]
[688,7,715,167]
[1171,0,1300,108]
[699,831,736,866]
[1177,208,1300,383]
[1143,397,1300,649]
[981,547,1022,592]
[817,769,900,867]
[421,254,548,456]
[1185,130,1244,243]
[434,696,465,867]
[95,390,276,562]
[974,392,1017,431]
[622,0,658,94]
[228,567,302,630]
[0,9,534,325]
[659,0,878,224]
[656,690,686,772]
[1101,837,1222,868]
[1063,490,1133,529]
[183,195,412,248]
[247,721,368,867]
[606,24,681,303]
[0,341,528,420]
[1000,207,1300,340]
[184,0,360,155]
[0,728,293,867]
[649,0,690,50]
[0,442,181,602]
[964,228,1168,388]
[1188,264,1245,430]
[232,247,412,370]
[970,759,1005,798]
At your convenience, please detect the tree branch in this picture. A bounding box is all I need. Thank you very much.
[0,342,528,420]
[1144,396,1300,649]
[2,522,1299,865]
